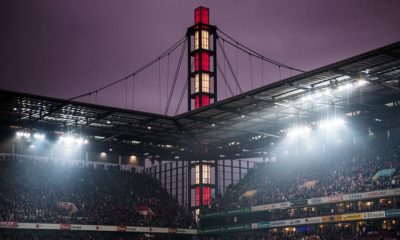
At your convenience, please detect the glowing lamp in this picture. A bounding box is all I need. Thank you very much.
[194,7,209,24]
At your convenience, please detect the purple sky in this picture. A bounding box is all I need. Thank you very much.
[1,0,400,115]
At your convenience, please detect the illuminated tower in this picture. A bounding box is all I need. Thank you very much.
[187,6,217,110]
[186,7,217,216]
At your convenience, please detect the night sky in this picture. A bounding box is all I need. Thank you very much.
[1,0,400,115]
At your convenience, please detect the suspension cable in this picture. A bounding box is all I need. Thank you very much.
[217,29,304,73]
[69,36,186,101]
[223,40,227,98]
[125,78,128,109]
[165,40,187,115]
[131,75,135,109]
[217,63,235,97]
[217,38,244,94]
[250,54,253,89]
[175,80,188,115]
[261,58,264,85]
[159,59,161,114]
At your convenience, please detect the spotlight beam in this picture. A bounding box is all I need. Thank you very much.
[274,102,315,114]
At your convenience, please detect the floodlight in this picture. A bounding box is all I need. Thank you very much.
[345,83,353,89]
[319,118,345,130]
[287,126,311,137]
[324,88,333,96]
[313,92,322,98]
[337,85,346,91]
[302,126,311,134]
[65,136,74,144]
[336,118,345,126]
[284,150,289,154]
[33,133,45,140]
[356,79,367,86]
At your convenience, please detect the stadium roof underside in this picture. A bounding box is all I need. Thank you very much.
[1,41,399,160]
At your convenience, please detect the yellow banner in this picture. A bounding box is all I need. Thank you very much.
[322,215,342,223]
[341,213,363,221]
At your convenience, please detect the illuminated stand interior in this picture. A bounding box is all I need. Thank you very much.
[186,6,218,217]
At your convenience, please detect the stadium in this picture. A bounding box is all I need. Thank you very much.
[1,2,400,240]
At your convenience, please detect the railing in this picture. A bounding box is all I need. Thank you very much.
[0,153,144,173]
[0,222,197,234]
[201,188,400,219]
[199,209,400,234]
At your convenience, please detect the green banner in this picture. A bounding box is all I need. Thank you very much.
[257,222,270,229]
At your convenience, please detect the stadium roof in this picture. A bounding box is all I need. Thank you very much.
[1,41,399,160]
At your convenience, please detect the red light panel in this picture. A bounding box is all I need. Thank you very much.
[195,95,210,109]
[194,52,210,71]
[202,52,209,71]
[195,186,211,206]
[194,7,209,24]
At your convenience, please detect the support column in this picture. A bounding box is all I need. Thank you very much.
[187,160,192,211]
[199,160,203,210]
[214,160,219,197]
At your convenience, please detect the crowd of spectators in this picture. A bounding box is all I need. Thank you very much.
[210,140,400,212]
[0,155,194,228]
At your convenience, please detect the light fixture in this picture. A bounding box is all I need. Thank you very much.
[16,131,32,139]
[33,133,45,140]
[313,91,322,98]
[59,135,88,145]
[287,126,311,137]
[356,78,367,86]
[345,82,353,89]
[336,75,351,81]
[319,118,345,130]
[284,150,289,154]
[324,88,333,96]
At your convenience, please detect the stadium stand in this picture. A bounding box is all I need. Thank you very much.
[197,137,400,240]
[0,155,194,228]
[209,140,400,213]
